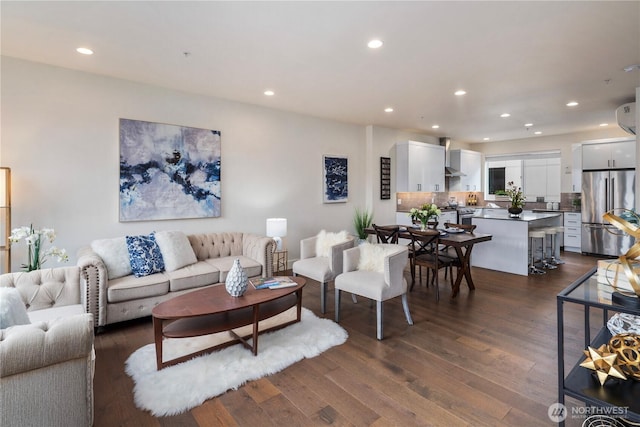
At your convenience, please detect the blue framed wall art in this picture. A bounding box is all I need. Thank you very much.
[119,118,221,221]
[323,155,348,203]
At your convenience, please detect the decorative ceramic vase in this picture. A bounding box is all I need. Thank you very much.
[508,207,523,217]
[225,258,248,297]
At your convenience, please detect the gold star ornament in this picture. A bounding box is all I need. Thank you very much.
[580,344,627,386]
[602,209,640,296]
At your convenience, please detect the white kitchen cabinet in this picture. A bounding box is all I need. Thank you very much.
[450,149,482,192]
[564,212,582,253]
[572,143,582,192]
[438,210,457,226]
[395,141,445,192]
[396,212,413,226]
[523,159,546,201]
[582,140,635,170]
[505,160,522,189]
[546,158,561,202]
[523,158,560,202]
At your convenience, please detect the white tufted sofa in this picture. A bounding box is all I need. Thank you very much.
[0,267,94,427]
[77,232,275,328]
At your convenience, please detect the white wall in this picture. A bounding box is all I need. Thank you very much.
[1,57,383,270]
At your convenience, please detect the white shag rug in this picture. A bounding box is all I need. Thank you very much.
[125,308,348,416]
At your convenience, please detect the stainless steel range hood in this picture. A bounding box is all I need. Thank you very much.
[440,137,466,177]
[445,166,466,177]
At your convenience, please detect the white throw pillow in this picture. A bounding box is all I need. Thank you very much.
[357,243,396,273]
[154,230,198,272]
[91,237,132,279]
[0,287,30,329]
[315,230,349,258]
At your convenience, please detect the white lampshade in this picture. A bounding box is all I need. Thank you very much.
[266,218,287,250]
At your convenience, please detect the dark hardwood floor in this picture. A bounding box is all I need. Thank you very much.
[94,251,599,426]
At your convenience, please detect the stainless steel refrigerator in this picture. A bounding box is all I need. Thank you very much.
[581,169,635,256]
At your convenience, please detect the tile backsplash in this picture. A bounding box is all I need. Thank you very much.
[396,191,581,212]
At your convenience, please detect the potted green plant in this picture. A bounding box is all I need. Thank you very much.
[353,207,373,242]
[572,197,581,211]
[505,181,524,217]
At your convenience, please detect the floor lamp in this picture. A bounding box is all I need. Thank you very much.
[0,167,11,273]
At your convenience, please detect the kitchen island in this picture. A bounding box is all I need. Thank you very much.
[471,211,562,276]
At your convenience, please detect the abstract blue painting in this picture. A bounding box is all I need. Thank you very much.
[323,155,348,203]
[119,119,221,221]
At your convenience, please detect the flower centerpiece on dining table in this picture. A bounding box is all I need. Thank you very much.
[9,224,69,271]
[409,203,441,231]
[505,181,525,216]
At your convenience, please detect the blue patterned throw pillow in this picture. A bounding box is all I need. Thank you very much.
[126,233,165,277]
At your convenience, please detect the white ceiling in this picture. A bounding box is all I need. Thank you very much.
[1,1,639,143]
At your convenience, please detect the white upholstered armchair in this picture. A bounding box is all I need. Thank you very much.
[292,231,355,314]
[0,267,94,427]
[334,243,413,340]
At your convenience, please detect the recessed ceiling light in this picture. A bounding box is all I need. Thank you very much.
[500,113,511,118]
[599,123,608,127]
[534,131,542,135]
[483,137,490,141]
[454,90,466,96]
[76,47,93,55]
[431,125,440,129]
[524,123,533,127]
[264,90,275,96]
[566,101,579,107]
[384,107,394,113]
[367,39,383,49]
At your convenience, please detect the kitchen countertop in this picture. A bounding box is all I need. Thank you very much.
[396,206,479,213]
[473,211,562,222]
[531,209,581,213]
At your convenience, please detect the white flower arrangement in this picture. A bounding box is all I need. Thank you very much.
[9,225,69,271]
[409,203,442,229]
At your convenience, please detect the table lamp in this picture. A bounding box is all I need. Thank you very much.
[266,218,287,251]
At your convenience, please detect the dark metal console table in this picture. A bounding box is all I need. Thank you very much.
[557,267,640,425]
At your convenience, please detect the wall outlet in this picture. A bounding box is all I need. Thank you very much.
[397,199,402,205]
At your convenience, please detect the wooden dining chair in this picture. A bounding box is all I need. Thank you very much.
[406,229,453,301]
[372,224,400,244]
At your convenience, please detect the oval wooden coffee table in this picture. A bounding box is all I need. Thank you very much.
[152,276,306,370]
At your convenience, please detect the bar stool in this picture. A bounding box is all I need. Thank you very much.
[528,229,546,275]
[540,227,558,269]
[547,226,565,265]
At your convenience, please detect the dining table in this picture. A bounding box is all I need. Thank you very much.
[365,225,492,298]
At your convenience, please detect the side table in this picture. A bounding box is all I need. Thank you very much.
[273,250,288,273]
[557,267,640,425]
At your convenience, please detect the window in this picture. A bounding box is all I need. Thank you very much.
[487,167,505,195]
[484,151,561,202]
